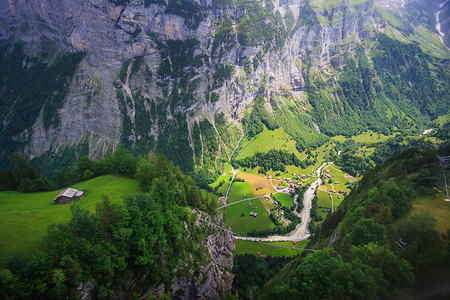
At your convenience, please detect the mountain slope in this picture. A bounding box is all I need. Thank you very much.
[259,142,450,299]
[0,0,448,174]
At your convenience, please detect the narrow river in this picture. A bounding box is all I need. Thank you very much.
[235,162,330,242]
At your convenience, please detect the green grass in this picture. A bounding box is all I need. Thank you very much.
[236,127,306,160]
[222,199,275,235]
[228,181,254,203]
[331,193,344,210]
[411,191,450,234]
[331,135,347,143]
[234,240,308,257]
[273,193,294,208]
[0,175,139,259]
[436,114,450,127]
[352,130,396,143]
[316,191,332,219]
[324,164,356,194]
[331,131,398,145]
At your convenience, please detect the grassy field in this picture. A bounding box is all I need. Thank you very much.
[273,193,294,208]
[411,192,450,234]
[228,181,254,203]
[324,164,356,194]
[236,127,306,160]
[435,114,450,126]
[331,130,397,144]
[0,175,139,259]
[234,240,308,257]
[222,198,275,235]
[237,173,276,196]
[316,191,332,219]
[331,193,344,210]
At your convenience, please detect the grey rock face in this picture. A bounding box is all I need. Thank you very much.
[1,0,445,165]
[169,210,235,299]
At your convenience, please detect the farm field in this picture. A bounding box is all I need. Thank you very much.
[272,193,294,208]
[316,191,332,219]
[237,173,276,196]
[221,198,275,235]
[234,240,308,257]
[0,175,139,259]
[228,181,254,203]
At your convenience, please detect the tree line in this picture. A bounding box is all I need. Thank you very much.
[233,149,308,173]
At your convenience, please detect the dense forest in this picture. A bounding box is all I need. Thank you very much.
[0,152,218,298]
[232,149,310,173]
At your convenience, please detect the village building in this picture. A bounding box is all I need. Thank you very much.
[218,196,227,206]
[267,175,273,179]
[264,194,270,199]
[53,188,84,204]
[250,211,258,218]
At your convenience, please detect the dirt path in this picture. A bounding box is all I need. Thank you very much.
[218,196,264,209]
[235,162,330,242]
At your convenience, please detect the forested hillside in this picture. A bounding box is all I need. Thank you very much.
[0,153,234,299]
[259,143,450,299]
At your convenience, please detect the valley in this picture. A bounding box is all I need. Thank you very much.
[0,0,449,298]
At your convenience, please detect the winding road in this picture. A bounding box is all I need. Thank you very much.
[235,162,331,242]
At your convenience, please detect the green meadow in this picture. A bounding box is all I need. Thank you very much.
[222,199,275,235]
[0,175,139,259]
[331,193,344,210]
[234,240,308,257]
[273,193,294,208]
[316,191,332,219]
[236,127,306,160]
[228,181,254,203]
[331,130,397,144]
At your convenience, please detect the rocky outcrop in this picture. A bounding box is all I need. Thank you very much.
[169,211,235,299]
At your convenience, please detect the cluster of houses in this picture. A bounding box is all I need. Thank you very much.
[53,188,85,204]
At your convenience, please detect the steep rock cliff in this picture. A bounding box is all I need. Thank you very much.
[0,0,448,173]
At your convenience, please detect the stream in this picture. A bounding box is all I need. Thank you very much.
[235,162,330,242]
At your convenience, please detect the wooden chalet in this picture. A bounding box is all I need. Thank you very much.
[53,188,84,204]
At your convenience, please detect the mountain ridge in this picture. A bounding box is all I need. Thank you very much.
[0,0,448,174]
